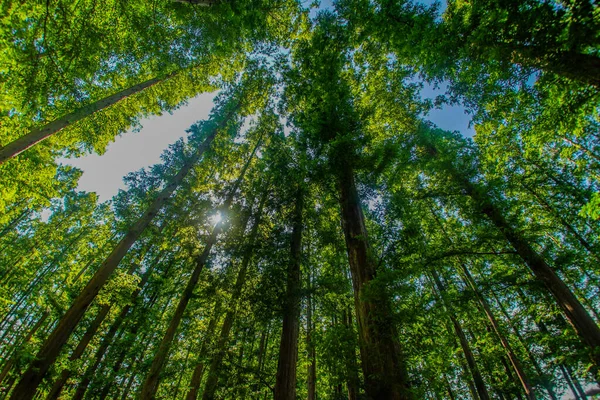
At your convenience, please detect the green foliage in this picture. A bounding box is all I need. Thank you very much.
[1,1,599,399]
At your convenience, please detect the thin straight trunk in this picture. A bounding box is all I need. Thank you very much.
[101,296,166,400]
[0,73,176,164]
[499,357,524,400]
[234,328,249,398]
[463,179,600,367]
[185,299,223,400]
[0,378,17,400]
[335,384,343,397]
[72,253,174,400]
[337,166,410,399]
[306,265,316,400]
[47,249,165,400]
[0,313,37,362]
[71,310,125,400]
[1,228,85,317]
[201,188,268,400]
[69,232,119,284]
[459,264,536,399]
[254,323,269,396]
[444,375,456,400]
[10,124,223,400]
[45,304,111,400]
[435,154,600,368]
[429,270,490,400]
[104,294,169,399]
[99,329,148,400]
[140,143,259,399]
[0,209,31,239]
[120,359,139,400]
[173,345,193,399]
[559,364,582,400]
[490,292,558,400]
[343,308,359,400]
[274,188,303,400]
[530,160,591,205]
[563,364,587,399]
[237,335,252,399]
[0,208,76,285]
[563,137,600,163]
[523,182,600,261]
[0,311,49,386]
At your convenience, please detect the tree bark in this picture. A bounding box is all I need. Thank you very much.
[140,143,259,399]
[72,282,165,400]
[47,249,165,400]
[337,166,411,400]
[307,269,316,400]
[185,299,222,400]
[274,188,303,400]
[9,123,222,400]
[429,269,490,400]
[201,188,268,400]
[343,307,360,400]
[45,304,111,400]
[490,291,558,400]
[514,45,600,88]
[461,178,600,369]
[0,311,49,386]
[0,74,176,164]
[459,264,536,400]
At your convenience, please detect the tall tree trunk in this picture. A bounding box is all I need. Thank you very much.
[461,178,600,369]
[140,218,224,398]
[343,307,360,400]
[71,285,164,400]
[444,375,456,400]
[172,344,193,399]
[99,295,168,400]
[274,188,303,400]
[0,73,177,164]
[490,291,558,400]
[9,123,223,400]
[306,268,316,400]
[141,145,260,399]
[562,364,587,399]
[254,323,270,397]
[46,249,165,400]
[306,262,317,400]
[522,182,600,261]
[429,269,490,400]
[429,146,600,370]
[510,44,600,88]
[201,188,268,400]
[459,264,536,399]
[185,299,223,400]
[0,209,31,239]
[337,166,411,400]
[0,311,49,387]
[45,304,111,400]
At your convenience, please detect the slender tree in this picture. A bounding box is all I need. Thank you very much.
[274,186,304,399]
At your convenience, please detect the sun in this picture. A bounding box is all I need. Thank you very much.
[210,212,222,225]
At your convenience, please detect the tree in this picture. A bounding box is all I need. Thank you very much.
[1,1,599,399]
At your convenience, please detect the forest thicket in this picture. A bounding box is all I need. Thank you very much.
[1,0,600,399]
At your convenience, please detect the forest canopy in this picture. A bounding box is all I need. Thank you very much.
[0,0,599,399]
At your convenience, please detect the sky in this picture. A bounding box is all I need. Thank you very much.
[60,92,217,201]
[62,0,471,203]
